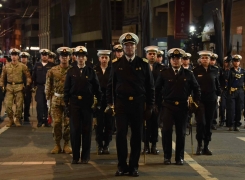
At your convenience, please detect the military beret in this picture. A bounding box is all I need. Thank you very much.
[197,50,212,57]
[113,44,123,51]
[19,52,30,57]
[97,50,111,56]
[232,54,242,61]
[119,32,139,45]
[56,47,72,56]
[167,48,185,58]
[144,46,159,53]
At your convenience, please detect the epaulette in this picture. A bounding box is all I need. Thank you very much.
[143,58,148,63]
[213,65,218,68]
[112,58,118,63]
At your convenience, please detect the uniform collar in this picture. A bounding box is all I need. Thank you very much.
[125,54,135,62]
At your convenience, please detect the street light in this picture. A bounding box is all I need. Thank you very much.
[189,26,196,33]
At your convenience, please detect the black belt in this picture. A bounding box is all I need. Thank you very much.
[7,82,23,85]
[163,100,187,106]
[117,94,144,101]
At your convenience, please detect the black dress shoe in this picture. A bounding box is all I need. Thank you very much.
[141,146,150,154]
[129,168,139,177]
[37,122,42,127]
[71,159,79,164]
[81,159,89,164]
[115,167,128,176]
[202,147,212,155]
[196,146,203,155]
[176,159,184,165]
[98,147,103,155]
[44,123,51,127]
[151,146,159,155]
[163,158,171,165]
[211,124,217,130]
[234,127,240,131]
[103,146,110,154]
[219,121,224,127]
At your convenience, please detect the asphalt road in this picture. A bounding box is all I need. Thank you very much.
[0,104,245,180]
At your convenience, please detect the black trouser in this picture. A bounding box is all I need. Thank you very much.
[212,103,218,125]
[115,97,144,171]
[195,101,216,145]
[95,105,113,147]
[220,89,228,123]
[142,110,158,145]
[226,89,244,127]
[160,103,188,161]
[35,85,48,124]
[24,88,32,120]
[70,104,93,161]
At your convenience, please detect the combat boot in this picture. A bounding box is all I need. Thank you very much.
[14,118,21,127]
[6,118,14,127]
[51,141,62,154]
[63,141,72,154]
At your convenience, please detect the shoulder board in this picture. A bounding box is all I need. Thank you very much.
[213,65,218,68]
[143,58,148,63]
[112,58,118,63]
[183,68,192,72]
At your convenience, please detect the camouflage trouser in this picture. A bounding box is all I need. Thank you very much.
[5,90,23,119]
[51,104,70,142]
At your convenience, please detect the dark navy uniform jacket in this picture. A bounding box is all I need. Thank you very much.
[152,62,166,81]
[155,67,201,106]
[193,65,221,101]
[32,62,54,86]
[226,67,245,90]
[106,55,155,108]
[64,65,102,107]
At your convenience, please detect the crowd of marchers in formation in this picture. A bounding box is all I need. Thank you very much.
[0,32,244,177]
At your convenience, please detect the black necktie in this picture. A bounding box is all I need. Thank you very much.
[174,69,178,75]
[129,59,132,63]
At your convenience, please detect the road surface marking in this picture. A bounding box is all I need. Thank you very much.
[172,141,218,180]
[237,137,245,142]
[1,161,56,165]
[0,126,9,135]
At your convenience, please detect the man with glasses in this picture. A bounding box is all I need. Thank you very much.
[20,52,33,124]
[45,47,72,154]
[0,48,31,127]
[64,46,102,164]
[107,32,155,177]
[33,49,55,127]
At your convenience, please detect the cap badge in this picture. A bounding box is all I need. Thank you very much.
[234,55,239,59]
[125,34,132,40]
[173,49,180,54]
[79,49,83,52]
[63,49,66,52]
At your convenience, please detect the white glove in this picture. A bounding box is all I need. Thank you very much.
[217,96,221,106]
[47,100,50,109]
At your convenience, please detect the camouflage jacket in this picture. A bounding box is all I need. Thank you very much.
[0,61,31,92]
[45,65,71,104]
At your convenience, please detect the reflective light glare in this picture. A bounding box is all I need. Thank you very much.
[189,26,196,32]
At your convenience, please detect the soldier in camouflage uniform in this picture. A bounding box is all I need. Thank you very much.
[45,47,72,154]
[0,48,31,127]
